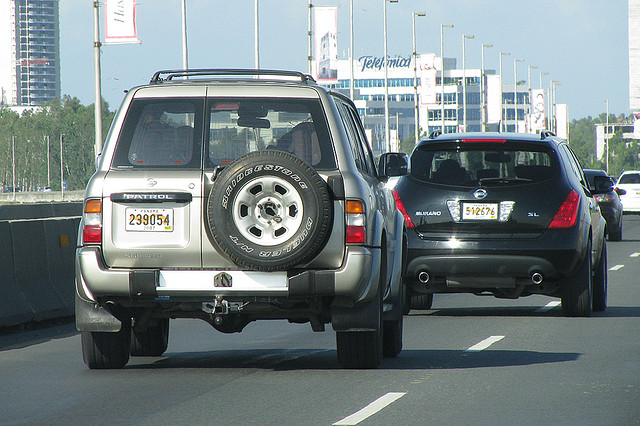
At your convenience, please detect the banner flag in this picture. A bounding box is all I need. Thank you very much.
[313,7,338,83]
[418,54,437,105]
[530,89,546,131]
[486,75,502,124]
[105,0,140,44]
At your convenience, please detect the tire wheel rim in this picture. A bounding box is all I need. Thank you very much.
[232,175,304,246]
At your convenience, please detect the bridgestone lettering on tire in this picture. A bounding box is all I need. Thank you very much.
[207,151,333,271]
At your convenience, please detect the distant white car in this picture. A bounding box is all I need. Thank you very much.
[616,170,640,213]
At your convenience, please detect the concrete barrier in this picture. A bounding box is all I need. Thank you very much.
[0,203,81,327]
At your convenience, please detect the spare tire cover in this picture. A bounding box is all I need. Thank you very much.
[207,150,333,271]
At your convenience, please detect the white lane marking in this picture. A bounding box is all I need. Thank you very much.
[609,264,625,271]
[465,335,505,352]
[536,301,561,312]
[333,392,407,425]
[630,253,640,258]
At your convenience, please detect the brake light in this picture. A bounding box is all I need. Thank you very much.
[594,193,614,203]
[462,138,506,143]
[392,189,415,229]
[548,190,579,229]
[346,200,366,244]
[82,199,102,244]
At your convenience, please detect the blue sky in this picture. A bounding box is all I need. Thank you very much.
[60,0,631,119]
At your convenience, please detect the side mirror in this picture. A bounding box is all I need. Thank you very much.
[615,187,626,196]
[592,175,614,194]
[378,152,408,178]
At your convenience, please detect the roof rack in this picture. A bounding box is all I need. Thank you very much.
[428,129,442,139]
[539,130,556,139]
[149,68,316,85]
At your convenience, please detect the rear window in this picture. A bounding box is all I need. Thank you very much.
[619,173,640,184]
[410,144,558,187]
[112,98,204,168]
[205,98,336,170]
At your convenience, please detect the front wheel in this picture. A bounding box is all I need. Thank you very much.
[592,241,608,312]
[561,239,592,317]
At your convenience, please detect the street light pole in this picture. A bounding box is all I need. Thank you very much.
[604,99,610,174]
[440,24,453,133]
[181,0,188,71]
[308,1,313,75]
[350,0,354,100]
[384,0,398,152]
[462,34,474,133]
[527,65,537,133]
[93,1,103,157]
[412,11,426,143]
[254,0,260,69]
[513,58,524,132]
[481,43,493,132]
[499,52,509,132]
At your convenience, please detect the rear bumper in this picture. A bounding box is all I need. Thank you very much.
[75,245,380,303]
[404,226,587,288]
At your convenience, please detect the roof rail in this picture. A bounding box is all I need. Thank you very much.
[428,129,442,139]
[150,69,316,84]
[539,130,556,139]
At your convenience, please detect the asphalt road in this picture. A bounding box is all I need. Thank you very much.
[2,217,640,425]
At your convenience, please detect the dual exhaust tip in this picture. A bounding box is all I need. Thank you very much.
[416,271,544,285]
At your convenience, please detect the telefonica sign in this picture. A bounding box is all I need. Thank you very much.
[359,55,412,72]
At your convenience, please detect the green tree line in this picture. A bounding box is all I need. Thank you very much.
[0,96,114,191]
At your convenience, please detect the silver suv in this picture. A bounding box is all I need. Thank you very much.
[75,69,408,369]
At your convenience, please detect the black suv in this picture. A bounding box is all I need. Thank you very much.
[583,169,623,241]
[394,131,610,317]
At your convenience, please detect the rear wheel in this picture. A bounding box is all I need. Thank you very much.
[561,239,592,317]
[592,241,608,312]
[81,319,131,369]
[383,268,403,358]
[608,220,622,241]
[130,318,170,356]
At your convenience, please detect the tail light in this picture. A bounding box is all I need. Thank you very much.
[548,190,579,229]
[82,199,102,244]
[594,193,615,203]
[345,200,366,244]
[392,189,415,229]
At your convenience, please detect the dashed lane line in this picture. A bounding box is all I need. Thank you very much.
[536,301,561,312]
[464,335,505,352]
[630,253,640,258]
[333,392,407,425]
[609,264,625,271]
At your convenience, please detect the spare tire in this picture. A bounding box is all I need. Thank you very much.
[207,150,333,271]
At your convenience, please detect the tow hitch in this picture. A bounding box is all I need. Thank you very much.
[201,297,250,333]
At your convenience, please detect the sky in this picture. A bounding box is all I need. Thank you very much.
[59,0,631,120]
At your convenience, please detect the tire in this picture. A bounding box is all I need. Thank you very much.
[207,151,332,271]
[336,287,383,369]
[561,239,592,317]
[383,247,403,358]
[81,319,131,369]
[130,318,169,356]
[592,241,608,312]
[608,220,622,241]
[409,293,434,311]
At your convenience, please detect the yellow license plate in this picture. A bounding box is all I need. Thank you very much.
[462,203,498,220]
[125,208,173,232]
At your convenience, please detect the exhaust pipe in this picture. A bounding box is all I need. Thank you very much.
[418,271,430,284]
[531,272,543,285]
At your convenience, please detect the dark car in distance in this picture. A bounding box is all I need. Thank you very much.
[583,169,623,241]
[394,131,610,317]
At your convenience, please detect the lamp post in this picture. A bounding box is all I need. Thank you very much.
[551,80,560,134]
[181,0,188,71]
[604,99,610,174]
[350,0,354,100]
[462,34,474,132]
[513,58,523,132]
[308,1,313,75]
[254,0,259,69]
[499,52,510,132]
[412,11,426,143]
[527,65,537,133]
[383,0,398,152]
[440,24,453,133]
[481,43,493,132]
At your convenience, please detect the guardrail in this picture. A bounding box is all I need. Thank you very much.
[0,203,82,327]
[0,190,84,204]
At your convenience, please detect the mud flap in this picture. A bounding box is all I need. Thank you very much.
[75,294,122,332]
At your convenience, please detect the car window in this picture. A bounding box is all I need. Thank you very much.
[619,173,640,184]
[205,98,336,170]
[410,145,557,186]
[335,101,370,175]
[112,98,204,168]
